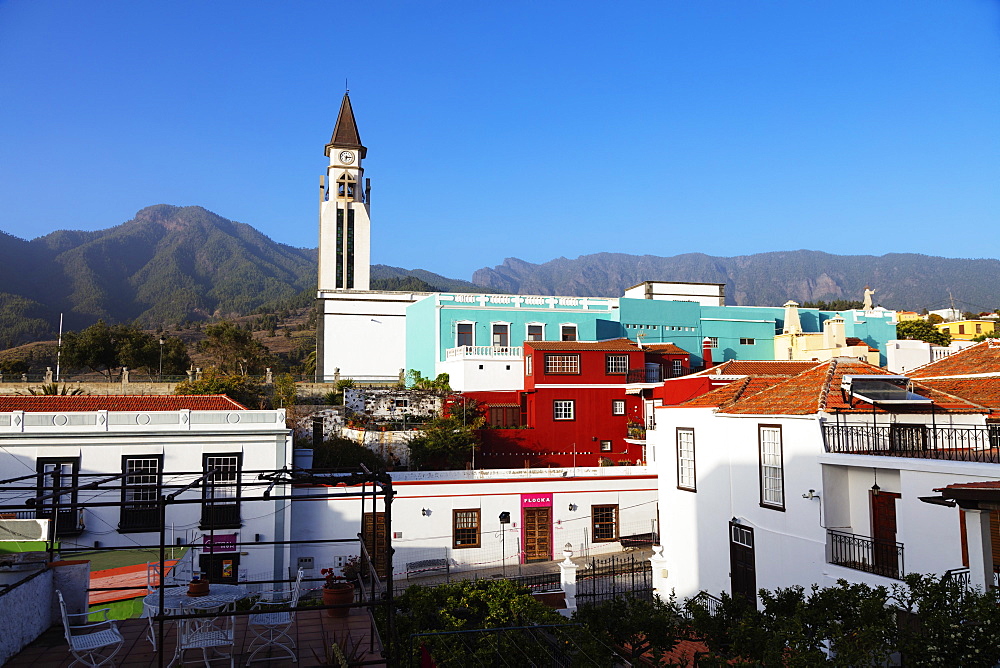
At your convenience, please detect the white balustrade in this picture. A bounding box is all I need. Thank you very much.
[445,346,524,359]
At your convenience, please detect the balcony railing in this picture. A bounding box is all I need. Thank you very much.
[119,504,160,532]
[626,368,662,384]
[445,346,524,360]
[200,503,241,529]
[828,529,904,579]
[16,508,84,536]
[822,424,1000,463]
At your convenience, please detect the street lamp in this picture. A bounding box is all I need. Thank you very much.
[158,338,165,381]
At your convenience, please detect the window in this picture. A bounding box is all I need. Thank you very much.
[120,456,162,532]
[600,440,612,452]
[707,337,719,348]
[612,400,625,415]
[492,323,509,347]
[759,426,784,510]
[526,354,532,376]
[488,406,521,428]
[202,454,242,529]
[561,325,577,341]
[740,338,755,345]
[545,354,579,374]
[553,400,575,420]
[453,509,481,548]
[676,429,696,491]
[526,324,544,341]
[671,359,683,377]
[977,324,983,334]
[335,171,356,198]
[606,354,628,374]
[394,398,409,408]
[592,505,619,542]
[959,325,966,335]
[456,322,474,347]
[36,457,82,535]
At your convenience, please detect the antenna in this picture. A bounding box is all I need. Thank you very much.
[949,290,957,320]
[345,78,349,94]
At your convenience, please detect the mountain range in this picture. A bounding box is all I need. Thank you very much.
[3,204,1000,350]
[471,252,1000,312]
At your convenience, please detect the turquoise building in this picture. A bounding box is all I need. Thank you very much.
[404,291,898,379]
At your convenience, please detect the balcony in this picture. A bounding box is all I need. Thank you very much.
[828,529,904,580]
[446,345,523,360]
[200,503,241,530]
[822,424,1000,463]
[626,368,662,384]
[16,508,84,536]
[119,503,160,533]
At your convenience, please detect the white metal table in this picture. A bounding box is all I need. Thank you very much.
[145,584,250,666]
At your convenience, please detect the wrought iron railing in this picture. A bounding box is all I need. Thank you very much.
[828,529,904,580]
[119,504,160,532]
[199,503,241,529]
[822,424,1000,463]
[689,591,723,616]
[627,368,663,384]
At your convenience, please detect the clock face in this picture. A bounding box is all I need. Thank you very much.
[339,150,355,164]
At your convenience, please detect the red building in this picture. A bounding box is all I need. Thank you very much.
[463,339,689,468]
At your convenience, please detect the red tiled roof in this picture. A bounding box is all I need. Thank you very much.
[525,338,641,352]
[916,377,1000,413]
[703,360,820,376]
[910,341,1000,378]
[845,337,879,353]
[643,343,688,355]
[718,359,986,415]
[0,395,245,412]
[935,481,1000,491]
[680,377,791,408]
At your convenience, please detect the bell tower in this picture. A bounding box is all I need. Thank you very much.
[318,92,370,291]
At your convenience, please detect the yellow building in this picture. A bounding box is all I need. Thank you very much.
[896,311,921,322]
[773,302,881,365]
[936,320,996,341]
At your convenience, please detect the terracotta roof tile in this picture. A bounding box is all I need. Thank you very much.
[680,377,790,408]
[936,481,1000,491]
[910,341,1000,378]
[845,337,879,352]
[702,360,820,377]
[916,377,1000,413]
[0,395,246,412]
[643,343,688,355]
[525,338,641,352]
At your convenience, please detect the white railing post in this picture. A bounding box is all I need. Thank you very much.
[559,546,579,616]
[649,544,669,601]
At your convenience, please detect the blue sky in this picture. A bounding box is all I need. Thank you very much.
[1,1,999,280]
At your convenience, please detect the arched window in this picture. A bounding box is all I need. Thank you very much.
[336,172,357,199]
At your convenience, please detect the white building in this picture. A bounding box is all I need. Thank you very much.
[622,281,726,307]
[0,396,294,584]
[315,92,431,380]
[291,465,658,582]
[650,345,1000,604]
[885,338,977,374]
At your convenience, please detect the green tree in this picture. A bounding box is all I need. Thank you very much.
[273,373,297,410]
[406,370,451,392]
[61,321,190,379]
[199,321,270,375]
[393,579,593,666]
[61,320,119,379]
[896,320,951,346]
[0,358,30,376]
[573,594,684,663]
[174,371,266,408]
[407,415,480,470]
[310,435,388,471]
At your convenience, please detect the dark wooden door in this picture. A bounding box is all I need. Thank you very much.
[199,553,240,584]
[523,508,551,562]
[363,512,388,578]
[871,491,900,577]
[729,523,756,603]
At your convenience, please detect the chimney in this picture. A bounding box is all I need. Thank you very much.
[702,337,713,369]
[824,315,846,349]
[783,301,802,335]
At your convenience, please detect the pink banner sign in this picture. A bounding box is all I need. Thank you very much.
[520,493,552,508]
[202,533,237,553]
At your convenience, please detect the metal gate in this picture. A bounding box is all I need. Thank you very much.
[575,553,652,606]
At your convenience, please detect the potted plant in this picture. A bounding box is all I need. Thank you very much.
[321,567,353,617]
[341,556,362,583]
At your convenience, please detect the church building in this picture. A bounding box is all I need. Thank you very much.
[316,93,430,379]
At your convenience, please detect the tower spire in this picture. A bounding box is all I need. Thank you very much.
[325,92,365,157]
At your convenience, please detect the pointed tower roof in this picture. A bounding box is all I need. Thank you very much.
[325,92,366,158]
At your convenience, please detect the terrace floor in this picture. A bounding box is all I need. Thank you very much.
[10,605,383,667]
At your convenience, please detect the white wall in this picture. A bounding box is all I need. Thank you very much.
[436,357,524,392]
[290,467,658,581]
[318,291,423,378]
[0,409,294,583]
[886,339,977,374]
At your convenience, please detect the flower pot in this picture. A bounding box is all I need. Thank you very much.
[322,583,354,617]
[187,579,210,597]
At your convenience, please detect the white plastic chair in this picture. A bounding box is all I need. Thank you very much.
[246,568,304,663]
[57,589,124,668]
[170,598,235,667]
